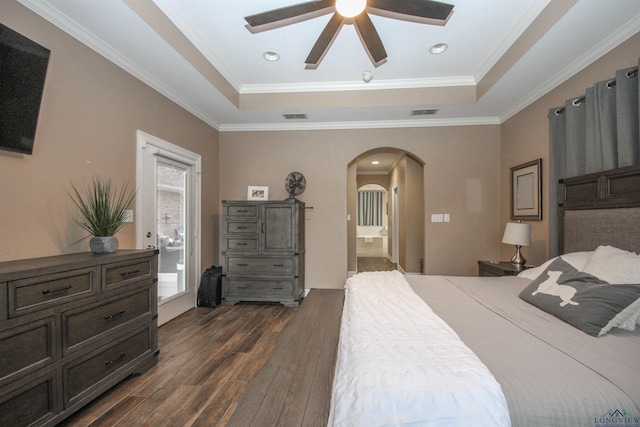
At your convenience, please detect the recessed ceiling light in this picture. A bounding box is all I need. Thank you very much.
[429,43,448,54]
[263,51,280,61]
[371,161,380,165]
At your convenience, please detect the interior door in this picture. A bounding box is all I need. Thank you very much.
[137,131,201,326]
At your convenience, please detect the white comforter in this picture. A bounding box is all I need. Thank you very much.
[329,271,511,427]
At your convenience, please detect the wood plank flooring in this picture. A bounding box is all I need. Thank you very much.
[357,256,396,272]
[58,289,344,427]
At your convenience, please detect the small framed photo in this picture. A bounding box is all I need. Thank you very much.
[510,158,542,221]
[247,186,269,201]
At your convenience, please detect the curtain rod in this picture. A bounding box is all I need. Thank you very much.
[550,66,638,117]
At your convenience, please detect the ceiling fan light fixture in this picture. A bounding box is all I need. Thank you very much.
[336,0,366,18]
[263,51,280,61]
[429,43,448,55]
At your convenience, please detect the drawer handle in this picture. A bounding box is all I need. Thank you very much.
[105,352,126,366]
[237,209,248,213]
[42,284,72,295]
[104,310,126,320]
[273,264,285,267]
[120,269,140,277]
[237,286,249,289]
[237,263,248,267]
[236,243,248,246]
[273,287,284,290]
[236,226,248,230]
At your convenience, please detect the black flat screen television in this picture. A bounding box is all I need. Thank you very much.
[0,22,50,155]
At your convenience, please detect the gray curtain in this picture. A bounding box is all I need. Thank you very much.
[548,58,639,257]
[358,191,383,226]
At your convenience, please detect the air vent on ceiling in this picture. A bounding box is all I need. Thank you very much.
[283,113,308,120]
[411,109,438,116]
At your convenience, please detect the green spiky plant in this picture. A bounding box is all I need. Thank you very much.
[68,177,136,237]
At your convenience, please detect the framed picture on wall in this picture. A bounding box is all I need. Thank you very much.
[247,186,269,201]
[510,158,542,220]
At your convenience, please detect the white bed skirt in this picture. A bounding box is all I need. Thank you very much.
[328,271,511,427]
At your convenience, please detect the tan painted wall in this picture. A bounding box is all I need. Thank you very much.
[0,2,219,269]
[501,32,640,266]
[220,126,501,289]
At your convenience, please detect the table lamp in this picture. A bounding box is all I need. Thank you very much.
[502,222,531,266]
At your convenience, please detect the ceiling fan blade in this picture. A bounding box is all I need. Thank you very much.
[354,13,387,67]
[367,0,454,25]
[305,13,344,69]
[245,0,334,33]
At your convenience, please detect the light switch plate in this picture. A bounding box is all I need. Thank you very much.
[431,214,444,223]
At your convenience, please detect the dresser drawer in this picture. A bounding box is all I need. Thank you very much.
[0,316,56,387]
[8,267,98,317]
[64,326,153,408]
[63,287,153,353]
[226,256,294,274]
[103,257,154,291]
[225,204,258,218]
[226,237,258,251]
[0,369,59,427]
[226,278,293,298]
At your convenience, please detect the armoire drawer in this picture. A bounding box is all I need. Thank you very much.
[226,237,259,251]
[226,221,259,234]
[64,326,153,408]
[103,257,154,291]
[63,287,153,353]
[226,257,294,274]
[225,204,258,218]
[8,267,98,317]
[226,278,294,298]
[0,316,56,387]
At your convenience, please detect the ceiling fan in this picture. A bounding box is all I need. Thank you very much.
[244,0,454,69]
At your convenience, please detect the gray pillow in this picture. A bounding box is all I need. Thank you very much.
[519,258,640,337]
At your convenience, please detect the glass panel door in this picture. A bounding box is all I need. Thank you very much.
[137,131,201,326]
[156,160,187,302]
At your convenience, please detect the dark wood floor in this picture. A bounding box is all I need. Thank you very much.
[357,256,396,272]
[59,289,344,427]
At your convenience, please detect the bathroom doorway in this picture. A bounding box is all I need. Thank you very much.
[347,148,425,274]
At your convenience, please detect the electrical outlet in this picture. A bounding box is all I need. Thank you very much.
[443,213,450,222]
[123,210,134,223]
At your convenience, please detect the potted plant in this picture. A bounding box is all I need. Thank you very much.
[68,177,136,253]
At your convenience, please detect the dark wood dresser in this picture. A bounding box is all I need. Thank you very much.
[222,200,305,307]
[0,249,158,427]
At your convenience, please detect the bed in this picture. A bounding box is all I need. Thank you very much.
[329,166,640,427]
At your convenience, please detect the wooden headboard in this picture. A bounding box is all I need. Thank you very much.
[559,165,640,254]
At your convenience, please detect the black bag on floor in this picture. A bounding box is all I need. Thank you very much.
[197,266,222,308]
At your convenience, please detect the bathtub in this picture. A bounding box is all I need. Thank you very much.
[357,226,388,256]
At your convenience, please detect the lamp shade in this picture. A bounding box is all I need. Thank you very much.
[502,222,531,247]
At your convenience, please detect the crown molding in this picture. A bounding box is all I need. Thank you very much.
[16,0,222,130]
[499,11,640,123]
[218,116,500,132]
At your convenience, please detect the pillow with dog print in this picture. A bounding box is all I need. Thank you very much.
[519,258,640,337]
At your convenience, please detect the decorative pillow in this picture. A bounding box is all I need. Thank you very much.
[582,245,640,284]
[519,258,640,337]
[517,251,593,280]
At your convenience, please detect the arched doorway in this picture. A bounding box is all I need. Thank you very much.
[347,148,425,274]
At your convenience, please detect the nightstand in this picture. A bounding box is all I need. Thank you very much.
[478,261,529,277]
